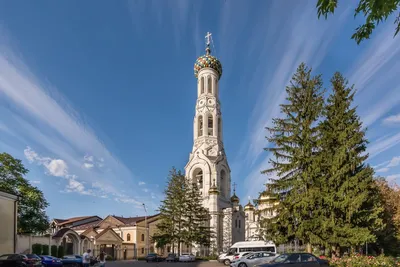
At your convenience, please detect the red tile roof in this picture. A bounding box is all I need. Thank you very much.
[71,220,102,230]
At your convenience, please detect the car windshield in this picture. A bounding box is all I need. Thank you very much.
[27,254,41,259]
[271,254,288,263]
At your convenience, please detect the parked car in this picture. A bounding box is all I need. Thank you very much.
[145,253,163,262]
[165,253,178,262]
[179,253,196,262]
[60,255,98,267]
[231,252,277,267]
[39,255,62,267]
[256,253,329,267]
[230,252,254,263]
[0,254,42,267]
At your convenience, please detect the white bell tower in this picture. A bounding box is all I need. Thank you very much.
[185,32,232,252]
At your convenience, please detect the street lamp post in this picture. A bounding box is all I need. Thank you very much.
[142,203,149,255]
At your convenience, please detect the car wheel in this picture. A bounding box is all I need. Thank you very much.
[238,263,247,267]
[224,259,230,266]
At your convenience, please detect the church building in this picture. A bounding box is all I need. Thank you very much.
[184,32,245,254]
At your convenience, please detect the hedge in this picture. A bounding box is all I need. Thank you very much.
[42,245,49,255]
[57,246,64,258]
[51,245,58,257]
[32,244,42,255]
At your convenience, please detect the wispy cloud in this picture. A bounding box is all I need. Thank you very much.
[387,174,400,183]
[369,133,400,159]
[0,30,158,211]
[139,181,146,186]
[376,167,390,173]
[383,114,400,124]
[373,156,400,176]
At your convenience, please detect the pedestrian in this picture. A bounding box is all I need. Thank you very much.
[83,249,91,267]
[98,251,106,267]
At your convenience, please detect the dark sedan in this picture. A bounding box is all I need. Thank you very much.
[145,253,163,262]
[0,254,42,267]
[257,253,329,267]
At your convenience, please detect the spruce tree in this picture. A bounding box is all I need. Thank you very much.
[262,63,325,250]
[183,181,214,249]
[318,73,383,255]
[154,167,187,254]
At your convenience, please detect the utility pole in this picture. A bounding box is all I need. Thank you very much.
[143,203,149,254]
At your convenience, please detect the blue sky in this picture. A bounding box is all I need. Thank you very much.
[0,0,399,220]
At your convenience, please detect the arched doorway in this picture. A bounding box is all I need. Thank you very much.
[53,228,81,255]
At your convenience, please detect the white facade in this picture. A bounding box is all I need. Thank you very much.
[244,192,279,241]
[185,34,245,254]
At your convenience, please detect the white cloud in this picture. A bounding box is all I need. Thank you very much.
[0,35,158,209]
[84,155,94,162]
[24,146,68,177]
[383,114,400,124]
[139,181,146,186]
[30,180,41,184]
[83,162,94,169]
[368,132,400,159]
[387,156,400,167]
[387,174,400,183]
[143,188,149,193]
[376,167,389,173]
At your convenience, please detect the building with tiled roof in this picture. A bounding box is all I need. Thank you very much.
[51,214,161,260]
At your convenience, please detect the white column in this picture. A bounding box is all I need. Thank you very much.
[213,114,218,136]
[203,114,208,136]
[194,117,198,140]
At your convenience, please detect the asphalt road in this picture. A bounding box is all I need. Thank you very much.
[105,261,221,267]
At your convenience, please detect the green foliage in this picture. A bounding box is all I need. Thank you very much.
[51,245,58,257]
[57,246,64,258]
[105,255,113,261]
[154,167,213,253]
[316,0,400,44]
[317,72,383,252]
[374,177,400,255]
[42,244,49,255]
[329,254,399,266]
[32,243,42,255]
[154,168,187,253]
[0,152,50,234]
[262,63,325,247]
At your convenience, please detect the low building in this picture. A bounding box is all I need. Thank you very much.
[0,190,18,254]
[51,214,161,260]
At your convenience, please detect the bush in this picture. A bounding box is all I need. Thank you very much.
[105,255,113,261]
[137,257,146,261]
[51,245,58,257]
[32,243,42,255]
[329,254,399,266]
[57,246,64,258]
[42,245,49,255]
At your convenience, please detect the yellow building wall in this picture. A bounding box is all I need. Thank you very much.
[0,194,17,254]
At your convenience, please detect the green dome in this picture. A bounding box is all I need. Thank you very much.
[194,53,223,80]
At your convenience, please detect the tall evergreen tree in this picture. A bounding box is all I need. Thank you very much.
[262,63,325,250]
[183,181,213,247]
[154,167,187,254]
[318,73,383,255]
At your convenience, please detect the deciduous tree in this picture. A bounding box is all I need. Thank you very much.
[316,0,400,44]
[0,152,49,234]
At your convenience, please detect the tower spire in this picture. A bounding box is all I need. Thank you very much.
[205,32,212,55]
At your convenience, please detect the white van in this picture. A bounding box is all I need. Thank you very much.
[218,241,277,265]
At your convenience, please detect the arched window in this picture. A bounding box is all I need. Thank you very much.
[207,76,212,94]
[200,77,205,94]
[127,233,131,241]
[193,168,203,189]
[218,117,221,137]
[220,169,226,197]
[208,114,213,136]
[141,248,144,254]
[198,115,203,137]
[141,234,144,241]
